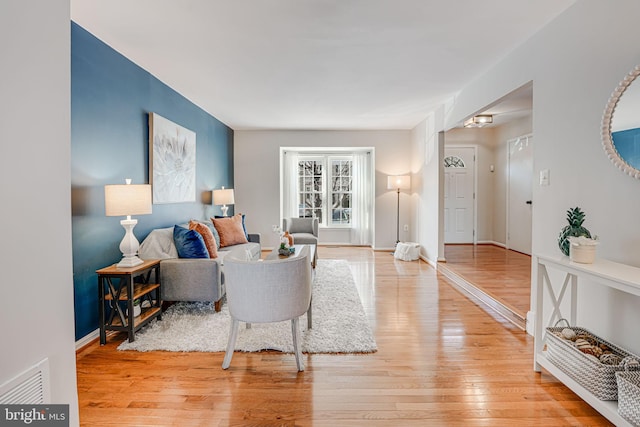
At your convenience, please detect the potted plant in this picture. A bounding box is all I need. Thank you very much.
[131,299,142,317]
[558,207,592,256]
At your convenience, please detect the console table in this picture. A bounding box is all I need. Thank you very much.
[97,259,162,344]
[534,253,640,426]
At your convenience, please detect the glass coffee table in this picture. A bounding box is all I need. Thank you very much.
[265,244,316,269]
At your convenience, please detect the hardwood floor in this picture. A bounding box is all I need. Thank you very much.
[76,247,611,426]
[442,244,532,318]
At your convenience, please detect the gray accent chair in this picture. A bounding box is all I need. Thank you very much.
[222,245,313,371]
[138,223,261,312]
[283,217,318,266]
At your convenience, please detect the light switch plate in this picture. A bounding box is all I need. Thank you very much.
[540,169,550,186]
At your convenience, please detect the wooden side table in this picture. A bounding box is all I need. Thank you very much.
[97,259,162,345]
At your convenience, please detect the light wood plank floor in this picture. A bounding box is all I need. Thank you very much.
[443,244,531,318]
[76,247,610,426]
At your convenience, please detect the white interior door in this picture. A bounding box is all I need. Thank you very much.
[444,147,475,243]
[507,135,533,255]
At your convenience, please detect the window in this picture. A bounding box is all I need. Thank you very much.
[282,148,372,245]
[298,159,324,221]
[444,155,465,168]
[330,159,352,225]
[297,156,352,227]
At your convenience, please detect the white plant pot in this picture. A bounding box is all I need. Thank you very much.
[127,304,142,317]
[570,244,596,264]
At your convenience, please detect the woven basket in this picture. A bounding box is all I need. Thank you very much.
[617,371,640,426]
[545,322,640,400]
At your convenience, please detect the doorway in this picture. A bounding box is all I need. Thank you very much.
[439,82,533,330]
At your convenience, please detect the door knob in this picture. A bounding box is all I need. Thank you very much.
[526,200,532,205]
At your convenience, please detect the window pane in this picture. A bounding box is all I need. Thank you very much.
[342,177,351,189]
[342,194,350,208]
[332,193,340,208]
[331,177,339,191]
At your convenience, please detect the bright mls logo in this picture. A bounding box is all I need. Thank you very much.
[0,405,68,426]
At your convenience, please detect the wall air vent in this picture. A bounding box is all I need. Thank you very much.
[0,358,50,404]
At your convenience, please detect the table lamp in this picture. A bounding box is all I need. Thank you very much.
[213,186,235,217]
[105,179,152,267]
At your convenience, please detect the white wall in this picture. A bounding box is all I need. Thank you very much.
[234,130,412,250]
[410,109,445,263]
[0,0,79,424]
[419,0,640,351]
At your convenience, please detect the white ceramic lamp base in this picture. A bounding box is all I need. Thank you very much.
[117,218,144,267]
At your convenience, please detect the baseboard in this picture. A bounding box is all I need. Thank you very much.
[475,240,506,248]
[76,329,99,351]
[373,247,397,252]
[420,255,437,268]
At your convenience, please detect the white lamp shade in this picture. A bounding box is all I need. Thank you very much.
[213,188,235,206]
[105,184,152,216]
[387,175,411,190]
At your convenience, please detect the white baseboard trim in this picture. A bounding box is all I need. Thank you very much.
[476,240,506,248]
[420,255,437,268]
[373,247,397,252]
[76,329,99,351]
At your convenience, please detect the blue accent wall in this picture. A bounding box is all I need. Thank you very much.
[71,22,234,341]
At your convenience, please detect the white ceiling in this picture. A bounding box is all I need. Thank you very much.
[71,1,574,131]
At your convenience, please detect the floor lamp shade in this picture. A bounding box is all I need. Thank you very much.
[387,175,411,191]
[105,181,152,267]
[387,175,410,245]
[213,187,235,217]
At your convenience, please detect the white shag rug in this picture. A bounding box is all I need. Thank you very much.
[118,259,377,354]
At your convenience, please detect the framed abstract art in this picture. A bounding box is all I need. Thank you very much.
[149,112,196,204]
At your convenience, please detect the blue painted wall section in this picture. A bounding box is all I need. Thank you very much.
[71,22,234,341]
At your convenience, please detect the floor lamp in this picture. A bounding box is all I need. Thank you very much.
[387,175,411,246]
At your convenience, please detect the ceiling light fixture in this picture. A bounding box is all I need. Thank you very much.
[464,114,493,128]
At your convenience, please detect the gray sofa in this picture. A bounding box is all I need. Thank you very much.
[138,222,261,311]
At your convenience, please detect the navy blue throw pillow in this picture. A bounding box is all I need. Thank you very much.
[173,225,210,258]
